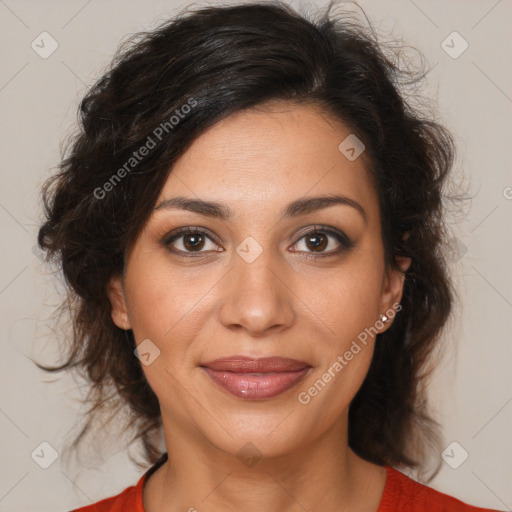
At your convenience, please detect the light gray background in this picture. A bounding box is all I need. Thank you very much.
[1,0,511,510]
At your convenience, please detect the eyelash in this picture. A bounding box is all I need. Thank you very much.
[162,225,354,260]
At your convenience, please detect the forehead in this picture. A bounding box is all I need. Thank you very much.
[158,103,379,224]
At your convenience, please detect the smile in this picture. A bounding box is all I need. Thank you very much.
[200,356,311,399]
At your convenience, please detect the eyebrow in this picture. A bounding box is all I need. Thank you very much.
[154,194,367,224]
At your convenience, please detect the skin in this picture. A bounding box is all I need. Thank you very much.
[108,101,411,512]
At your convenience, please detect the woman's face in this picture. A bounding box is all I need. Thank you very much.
[108,102,409,459]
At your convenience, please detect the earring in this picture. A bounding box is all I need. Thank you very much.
[380,314,388,322]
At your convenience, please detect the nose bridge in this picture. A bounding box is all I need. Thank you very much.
[218,236,295,335]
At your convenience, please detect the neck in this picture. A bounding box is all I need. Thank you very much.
[143,414,387,512]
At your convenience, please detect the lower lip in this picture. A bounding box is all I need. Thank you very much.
[201,367,310,399]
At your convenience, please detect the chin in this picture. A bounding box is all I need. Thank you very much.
[194,410,312,463]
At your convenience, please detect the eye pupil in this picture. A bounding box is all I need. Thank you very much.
[307,232,327,252]
[184,234,205,251]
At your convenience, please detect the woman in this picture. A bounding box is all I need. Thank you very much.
[37,1,503,511]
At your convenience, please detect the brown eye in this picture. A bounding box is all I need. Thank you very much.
[163,227,222,255]
[182,232,206,251]
[304,232,328,252]
[291,226,354,257]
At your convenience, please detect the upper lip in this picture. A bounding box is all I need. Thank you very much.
[201,356,310,373]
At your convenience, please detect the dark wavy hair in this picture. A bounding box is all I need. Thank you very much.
[37,0,460,481]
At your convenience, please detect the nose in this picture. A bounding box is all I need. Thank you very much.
[218,248,296,337]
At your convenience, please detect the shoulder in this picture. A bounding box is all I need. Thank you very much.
[69,476,145,512]
[379,465,504,512]
[69,453,167,512]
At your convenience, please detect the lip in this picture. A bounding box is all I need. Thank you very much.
[200,356,311,400]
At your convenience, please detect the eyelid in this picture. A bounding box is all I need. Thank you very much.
[291,224,354,257]
[163,225,218,241]
[162,224,354,257]
[162,226,222,252]
[293,224,353,246]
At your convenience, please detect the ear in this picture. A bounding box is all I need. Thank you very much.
[377,255,411,331]
[106,275,131,330]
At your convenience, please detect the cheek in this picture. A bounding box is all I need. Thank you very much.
[295,258,384,343]
[296,331,376,420]
[292,251,383,405]
[123,260,207,413]
[124,253,212,341]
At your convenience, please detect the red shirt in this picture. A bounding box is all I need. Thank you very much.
[71,455,502,512]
